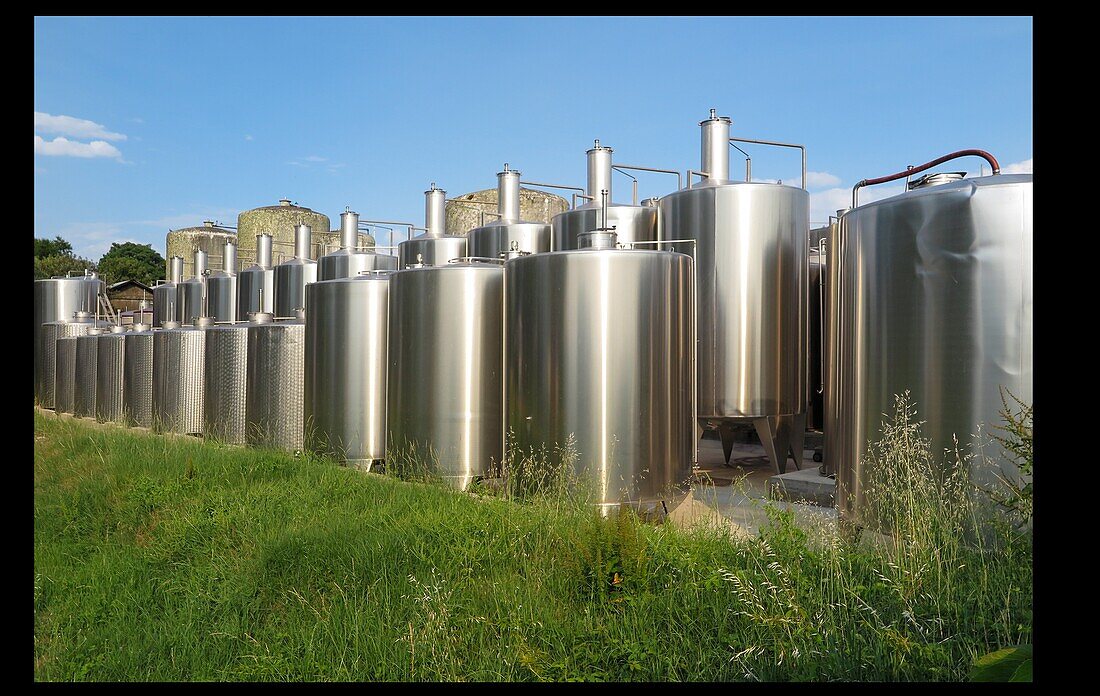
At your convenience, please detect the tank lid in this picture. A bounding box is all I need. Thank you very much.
[109,325,128,334]
[195,316,215,328]
[907,171,966,190]
[132,323,151,332]
[162,320,182,329]
[586,138,613,155]
[699,108,732,126]
[86,327,107,336]
[578,228,619,250]
[279,198,292,206]
[249,311,274,324]
[500,241,530,261]
[73,310,94,322]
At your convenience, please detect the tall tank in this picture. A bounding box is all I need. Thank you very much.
[95,326,129,423]
[398,184,468,268]
[467,166,551,259]
[204,240,238,323]
[122,324,155,428]
[305,272,390,469]
[506,237,695,508]
[552,141,659,250]
[73,329,107,418]
[176,249,208,325]
[33,273,101,400]
[152,319,209,435]
[387,259,504,489]
[203,321,250,445]
[38,311,95,409]
[319,209,399,279]
[238,234,275,318]
[807,222,835,434]
[273,224,318,318]
[48,313,97,413]
[246,314,306,452]
[659,109,809,473]
[153,256,184,327]
[827,166,1033,527]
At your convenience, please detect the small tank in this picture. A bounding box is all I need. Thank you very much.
[319,209,399,279]
[203,321,250,445]
[551,141,659,250]
[237,234,275,317]
[176,249,208,325]
[204,240,238,323]
[387,259,504,489]
[153,256,184,327]
[305,271,391,469]
[73,328,107,418]
[398,184,468,268]
[34,272,101,401]
[38,311,95,409]
[273,224,318,318]
[467,166,551,259]
[152,319,210,435]
[506,235,695,509]
[95,326,129,423]
[246,314,306,452]
[122,324,155,427]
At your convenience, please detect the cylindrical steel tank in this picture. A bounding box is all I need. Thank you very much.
[659,110,809,473]
[467,166,551,259]
[152,320,208,435]
[34,273,101,400]
[246,315,306,451]
[827,172,1033,526]
[153,256,184,327]
[73,329,107,418]
[49,313,97,413]
[319,210,399,279]
[552,141,659,250]
[95,326,129,423]
[387,260,504,488]
[238,234,275,318]
[38,312,95,409]
[399,184,469,268]
[177,249,208,325]
[506,245,695,508]
[273,224,318,318]
[305,272,390,469]
[203,322,250,445]
[122,324,154,427]
[807,223,834,434]
[204,240,238,323]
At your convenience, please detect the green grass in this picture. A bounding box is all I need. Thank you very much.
[34,403,1032,682]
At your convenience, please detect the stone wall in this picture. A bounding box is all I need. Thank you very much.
[445,188,569,235]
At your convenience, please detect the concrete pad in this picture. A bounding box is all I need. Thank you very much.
[767,466,835,508]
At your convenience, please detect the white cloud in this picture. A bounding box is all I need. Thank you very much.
[302,155,327,162]
[34,112,126,141]
[751,171,841,191]
[34,135,122,159]
[244,134,254,141]
[1002,158,1032,174]
[128,117,144,124]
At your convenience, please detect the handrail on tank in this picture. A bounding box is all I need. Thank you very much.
[729,136,806,191]
[729,142,752,182]
[358,219,418,244]
[446,199,505,227]
[448,256,506,266]
[851,149,1001,208]
[519,180,586,210]
[612,164,683,194]
[610,167,639,205]
[686,170,710,188]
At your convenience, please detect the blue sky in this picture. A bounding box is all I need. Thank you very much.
[34,16,1033,259]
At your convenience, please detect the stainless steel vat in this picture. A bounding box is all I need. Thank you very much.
[305,272,390,469]
[123,325,155,427]
[319,209,399,279]
[73,329,106,417]
[152,320,207,435]
[505,246,695,508]
[33,274,101,400]
[398,184,468,268]
[152,257,184,327]
[387,260,504,489]
[659,110,809,473]
[551,141,659,250]
[246,316,306,451]
[238,234,275,318]
[203,322,250,445]
[38,312,95,409]
[467,166,551,259]
[807,224,833,433]
[54,336,79,414]
[273,224,317,318]
[827,172,1033,525]
[176,249,208,325]
[95,327,128,423]
[204,240,238,323]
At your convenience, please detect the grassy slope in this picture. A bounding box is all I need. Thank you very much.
[34,409,1031,681]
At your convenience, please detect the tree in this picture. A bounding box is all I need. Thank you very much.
[97,242,166,287]
[34,236,73,259]
[34,253,95,280]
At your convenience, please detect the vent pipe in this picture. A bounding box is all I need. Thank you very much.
[193,249,208,278]
[169,256,184,284]
[587,140,613,207]
[700,108,732,182]
[497,164,521,221]
[425,183,447,236]
[256,234,273,268]
[223,240,237,274]
[340,209,359,250]
[294,223,312,259]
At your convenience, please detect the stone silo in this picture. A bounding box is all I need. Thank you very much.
[165,221,236,278]
[236,199,332,266]
[445,187,568,235]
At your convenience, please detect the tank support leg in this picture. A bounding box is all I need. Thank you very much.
[718,423,736,465]
[754,417,782,474]
[787,412,807,472]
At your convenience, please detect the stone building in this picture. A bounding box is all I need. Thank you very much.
[164,221,236,278]
[445,188,569,235]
